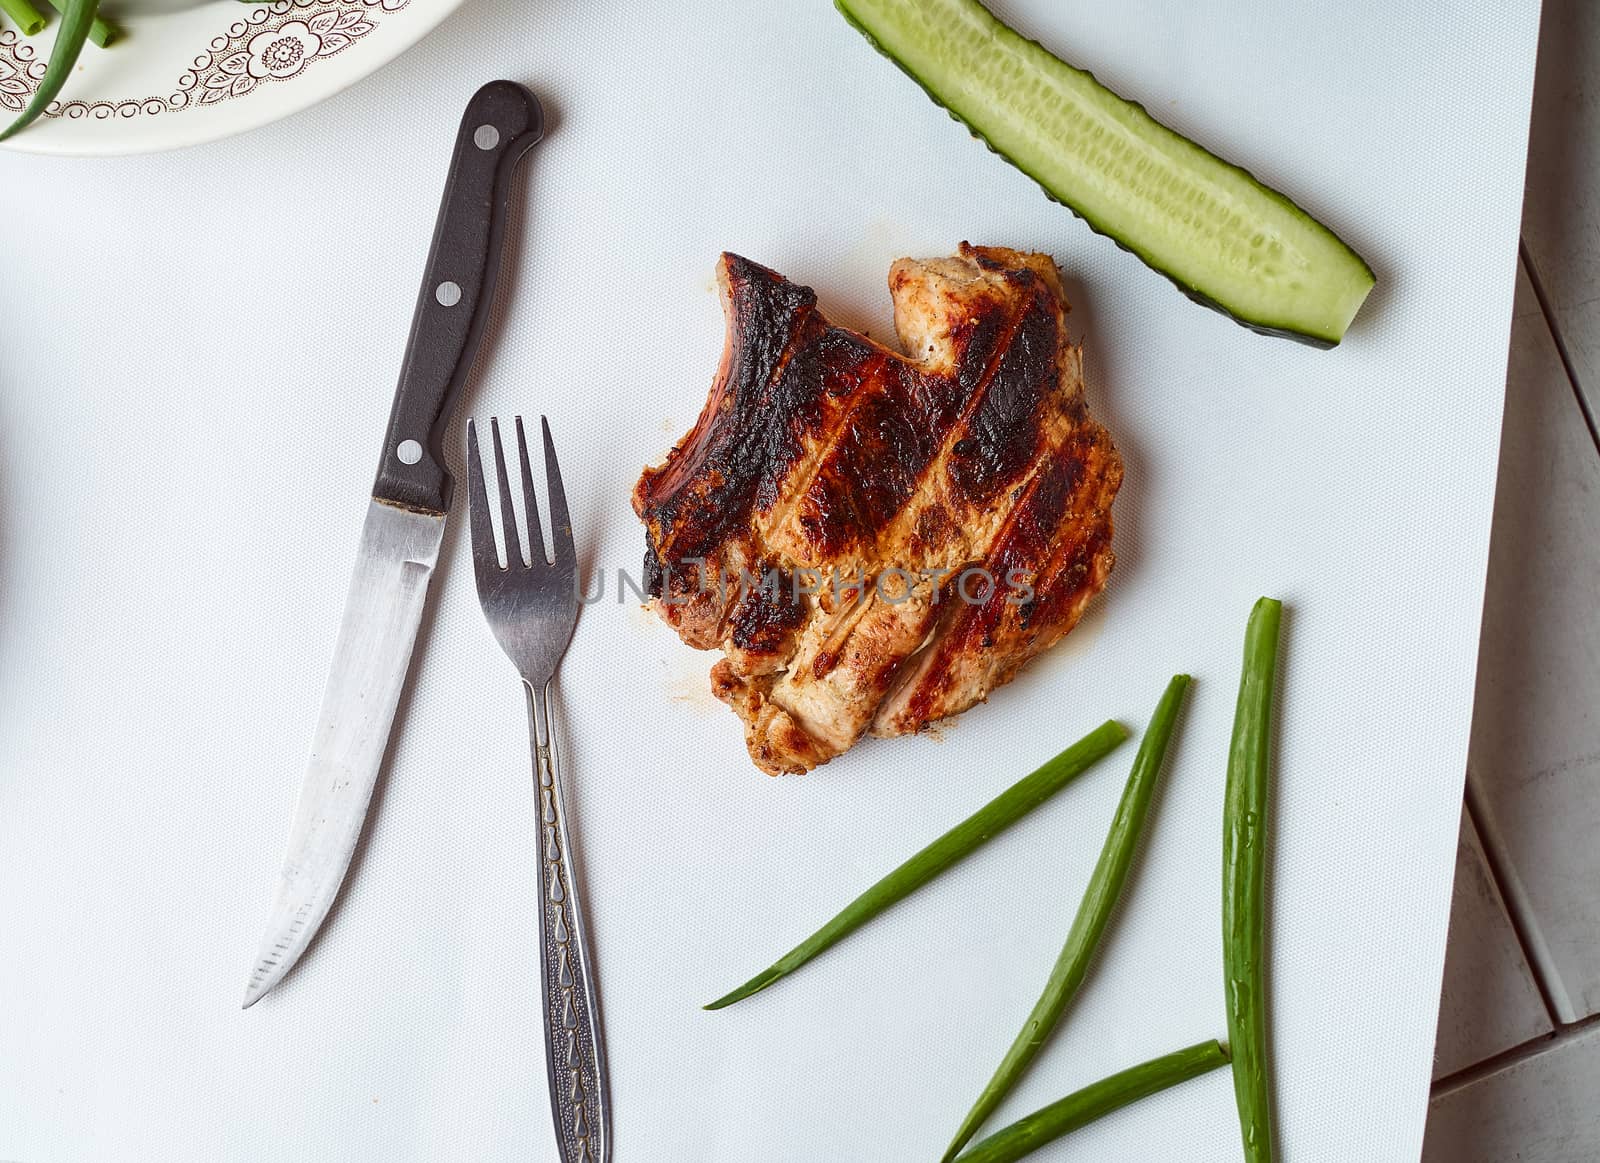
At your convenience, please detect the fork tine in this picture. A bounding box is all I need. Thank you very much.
[541,416,575,566]
[489,417,522,569]
[466,420,498,580]
[514,416,547,566]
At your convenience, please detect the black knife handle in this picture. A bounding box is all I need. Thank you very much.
[373,81,545,514]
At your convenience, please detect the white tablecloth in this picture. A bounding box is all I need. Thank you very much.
[0,1,1541,1159]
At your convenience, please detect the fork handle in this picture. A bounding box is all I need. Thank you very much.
[372,81,545,516]
[525,679,610,1163]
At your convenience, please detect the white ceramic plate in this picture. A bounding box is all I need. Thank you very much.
[0,0,461,155]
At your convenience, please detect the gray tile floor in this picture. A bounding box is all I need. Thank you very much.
[1422,0,1600,1157]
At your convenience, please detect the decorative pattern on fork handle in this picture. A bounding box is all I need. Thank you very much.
[527,679,607,1163]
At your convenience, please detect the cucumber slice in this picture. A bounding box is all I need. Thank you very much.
[835,0,1375,346]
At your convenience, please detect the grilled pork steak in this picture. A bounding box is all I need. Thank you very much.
[633,245,1122,774]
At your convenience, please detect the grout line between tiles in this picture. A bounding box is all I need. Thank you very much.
[1519,241,1600,459]
[1432,1011,1600,1099]
[1462,780,1571,1025]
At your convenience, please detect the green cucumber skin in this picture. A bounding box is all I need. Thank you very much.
[834,0,1375,348]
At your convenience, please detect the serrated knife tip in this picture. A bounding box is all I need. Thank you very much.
[242,964,280,1009]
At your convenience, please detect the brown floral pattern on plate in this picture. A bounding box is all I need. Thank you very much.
[0,0,408,122]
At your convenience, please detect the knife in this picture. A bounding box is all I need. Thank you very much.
[244,81,545,1009]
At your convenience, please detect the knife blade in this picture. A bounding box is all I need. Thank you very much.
[244,81,545,1009]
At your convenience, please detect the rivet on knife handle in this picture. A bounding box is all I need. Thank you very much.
[373,80,545,515]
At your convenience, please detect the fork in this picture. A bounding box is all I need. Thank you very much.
[466,416,609,1163]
